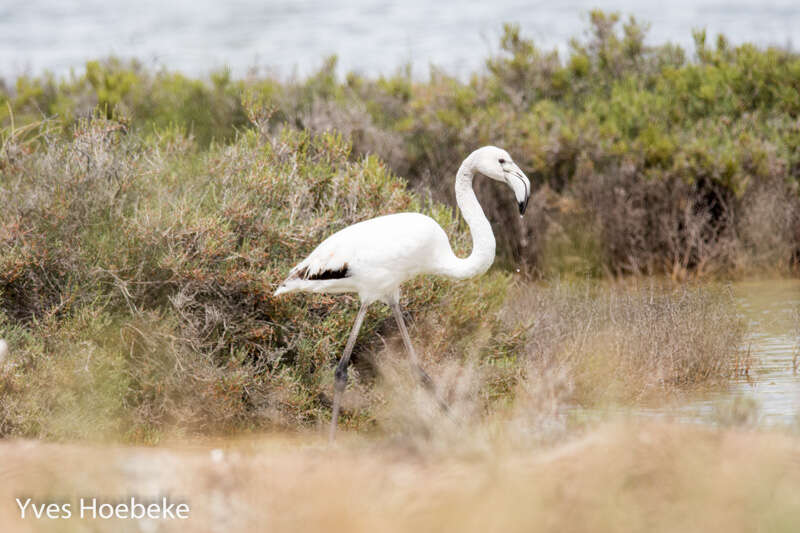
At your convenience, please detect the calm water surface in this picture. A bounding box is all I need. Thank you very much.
[638,279,800,426]
[2,0,800,80]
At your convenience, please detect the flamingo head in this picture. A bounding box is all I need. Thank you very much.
[471,146,531,215]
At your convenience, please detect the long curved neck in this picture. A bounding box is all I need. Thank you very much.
[439,157,496,280]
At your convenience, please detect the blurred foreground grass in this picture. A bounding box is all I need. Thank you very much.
[1,421,799,532]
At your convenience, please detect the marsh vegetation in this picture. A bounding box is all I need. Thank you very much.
[0,9,795,436]
[0,11,799,532]
[0,116,751,440]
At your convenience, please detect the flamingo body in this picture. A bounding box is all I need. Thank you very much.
[275,212,450,303]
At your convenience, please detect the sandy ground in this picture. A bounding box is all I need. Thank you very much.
[1,422,799,533]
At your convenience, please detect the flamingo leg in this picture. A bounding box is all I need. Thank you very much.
[390,301,449,413]
[330,302,369,442]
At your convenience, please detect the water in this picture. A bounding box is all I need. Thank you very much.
[2,0,800,81]
[680,279,800,426]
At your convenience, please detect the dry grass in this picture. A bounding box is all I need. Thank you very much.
[575,167,738,278]
[506,281,748,406]
[318,281,748,451]
[1,422,798,533]
[736,178,800,274]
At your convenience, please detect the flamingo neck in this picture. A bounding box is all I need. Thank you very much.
[439,157,496,280]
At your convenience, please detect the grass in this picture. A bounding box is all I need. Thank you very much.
[1,422,799,532]
[508,281,748,405]
[362,281,747,447]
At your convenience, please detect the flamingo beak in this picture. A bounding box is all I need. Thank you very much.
[505,164,531,216]
[519,196,529,215]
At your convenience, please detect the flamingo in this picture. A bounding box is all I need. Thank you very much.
[274,146,531,439]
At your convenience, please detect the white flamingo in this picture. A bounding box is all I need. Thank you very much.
[274,146,530,439]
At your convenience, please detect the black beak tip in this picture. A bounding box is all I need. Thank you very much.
[518,197,529,215]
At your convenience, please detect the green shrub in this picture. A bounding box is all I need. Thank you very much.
[3,13,798,275]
